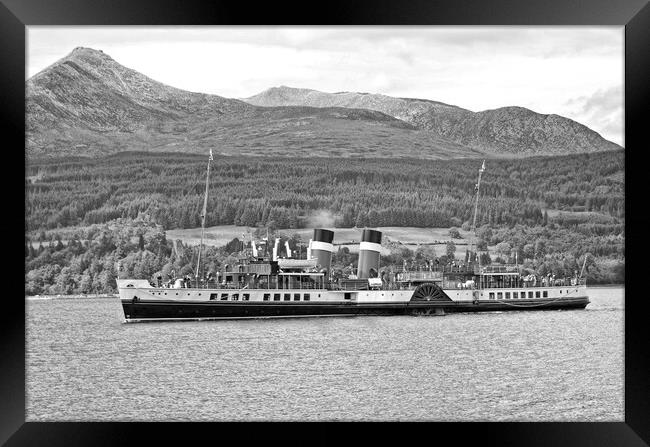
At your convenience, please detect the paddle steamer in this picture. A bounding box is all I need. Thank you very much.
[117,153,589,322]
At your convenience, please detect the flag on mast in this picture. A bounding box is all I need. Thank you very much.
[480,159,485,173]
[209,148,214,161]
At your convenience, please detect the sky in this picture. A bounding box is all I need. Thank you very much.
[27,26,624,146]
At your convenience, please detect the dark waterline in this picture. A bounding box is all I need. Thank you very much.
[26,287,623,421]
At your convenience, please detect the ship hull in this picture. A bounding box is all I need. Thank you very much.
[120,295,590,322]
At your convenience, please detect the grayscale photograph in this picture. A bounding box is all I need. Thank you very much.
[25,26,624,421]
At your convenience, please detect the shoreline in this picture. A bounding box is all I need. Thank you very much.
[26,294,118,300]
[25,284,624,300]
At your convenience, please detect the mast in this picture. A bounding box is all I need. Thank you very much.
[468,160,486,264]
[195,149,213,285]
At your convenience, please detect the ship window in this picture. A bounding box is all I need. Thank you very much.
[274,293,281,301]
[284,293,291,301]
[505,292,510,299]
[497,292,502,299]
[294,293,300,301]
[210,293,219,300]
[304,294,310,301]
[521,291,525,298]
[536,291,540,298]
[232,293,239,301]
[243,293,250,301]
[543,291,548,298]
[528,291,533,298]
[344,293,351,300]
[489,292,495,300]
[263,293,270,301]
[513,292,518,299]
[221,293,228,300]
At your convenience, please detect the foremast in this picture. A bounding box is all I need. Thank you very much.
[467,160,485,264]
[195,149,214,285]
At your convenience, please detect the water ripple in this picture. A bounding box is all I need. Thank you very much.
[26,287,623,421]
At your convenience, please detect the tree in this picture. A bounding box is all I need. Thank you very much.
[415,245,437,261]
[224,238,241,254]
[355,210,368,228]
[79,272,93,294]
[367,209,379,227]
[450,217,462,227]
[523,243,535,260]
[448,227,461,239]
[476,225,492,243]
[55,266,75,294]
[446,241,456,260]
[496,242,512,259]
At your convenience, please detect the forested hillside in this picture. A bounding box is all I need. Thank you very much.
[26,150,624,232]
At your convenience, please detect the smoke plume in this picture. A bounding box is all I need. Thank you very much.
[306,209,336,228]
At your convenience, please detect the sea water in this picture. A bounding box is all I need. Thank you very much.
[25,286,624,421]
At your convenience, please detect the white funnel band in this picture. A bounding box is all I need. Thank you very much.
[359,241,381,253]
[311,241,334,252]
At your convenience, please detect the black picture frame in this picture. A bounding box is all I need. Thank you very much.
[4,0,648,445]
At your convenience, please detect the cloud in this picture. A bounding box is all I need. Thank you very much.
[564,86,624,145]
[566,86,622,115]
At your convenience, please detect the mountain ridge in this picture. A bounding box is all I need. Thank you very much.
[244,86,622,155]
[26,48,621,159]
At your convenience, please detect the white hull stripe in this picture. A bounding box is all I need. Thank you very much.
[359,241,382,252]
[310,241,334,252]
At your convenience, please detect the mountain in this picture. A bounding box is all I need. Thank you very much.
[26,48,479,160]
[244,85,466,124]
[244,86,622,155]
[417,106,622,155]
[26,48,621,160]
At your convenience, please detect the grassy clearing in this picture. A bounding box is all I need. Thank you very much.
[166,225,474,258]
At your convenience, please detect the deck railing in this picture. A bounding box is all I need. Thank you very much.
[156,279,326,290]
[153,274,586,291]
